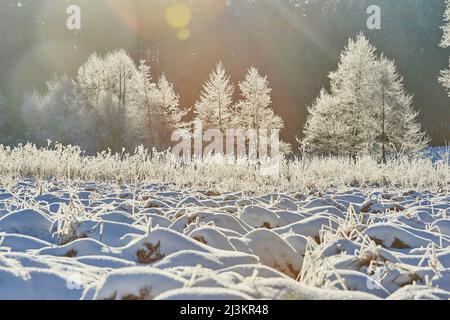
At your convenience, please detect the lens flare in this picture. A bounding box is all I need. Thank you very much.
[177,28,191,41]
[165,3,192,30]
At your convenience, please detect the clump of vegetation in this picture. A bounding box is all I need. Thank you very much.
[136,241,165,264]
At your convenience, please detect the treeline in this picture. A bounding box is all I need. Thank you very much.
[0,34,432,162]
[1,50,287,154]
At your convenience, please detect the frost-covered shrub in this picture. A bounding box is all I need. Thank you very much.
[0,143,447,193]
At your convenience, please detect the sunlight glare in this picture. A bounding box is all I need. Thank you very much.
[177,28,191,41]
[165,3,192,30]
[165,3,192,40]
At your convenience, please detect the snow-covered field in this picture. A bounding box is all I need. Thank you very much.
[1,179,449,300]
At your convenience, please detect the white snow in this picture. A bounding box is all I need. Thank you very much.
[0,181,449,300]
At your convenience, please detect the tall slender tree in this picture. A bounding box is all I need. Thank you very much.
[371,56,429,162]
[158,74,188,145]
[234,67,283,131]
[194,62,234,131]
[300,89,348,156]
[103,50,139,152]
[76,50,139,152]
[129,60,161,149]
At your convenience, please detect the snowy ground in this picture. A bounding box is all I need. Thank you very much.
[0,179,449,300]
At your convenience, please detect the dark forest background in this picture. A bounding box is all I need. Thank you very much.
[0,0,449,147]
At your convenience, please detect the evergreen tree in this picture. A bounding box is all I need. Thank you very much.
[303,34,378,159]
[371,56,429,161]
[302,34,429,159]
[158,74,188,146]
[301,89,348,156]
[234,67,284,131]
[194,62,234,131]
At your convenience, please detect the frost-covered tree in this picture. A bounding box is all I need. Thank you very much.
[371,56,429,162]
[76,50,139,152]
[301,34,428,159]
[158,74,188,145]
[439,0,450,96]
[128,63,187,150]
[21,75,93,150]
[442,0,450,48]
[76,53,105,114]
[233,67,291,155]
[329,34,379,159]
[19,50,186,152]
[76,52,112,150]
[300,89,348,156]
[234,67,284,130]
[302,34,378,158]
[129,60,161,149]
[194,62,234,130]
[103,50,139,152]
[128,64,186,150]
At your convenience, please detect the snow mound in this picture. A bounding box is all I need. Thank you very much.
[93,267,186,300]
[1,183,450,300]
[240,205,281,229]
[0,267,85,300]
[246,229,301,278]
[154,287,253,300]
[0,209,53,243]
